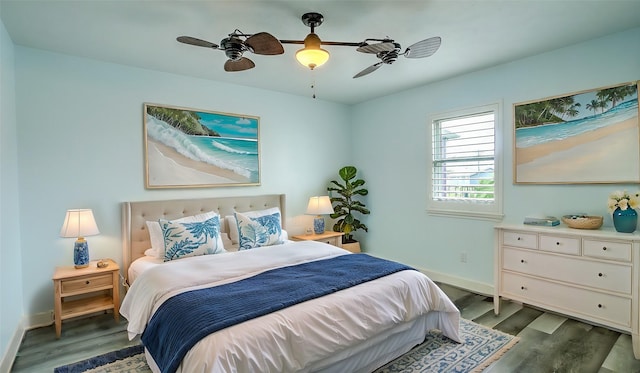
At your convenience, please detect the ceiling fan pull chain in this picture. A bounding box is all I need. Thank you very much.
[311,70,317,99]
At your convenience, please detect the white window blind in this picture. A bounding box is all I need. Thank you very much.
[428,103,502,220]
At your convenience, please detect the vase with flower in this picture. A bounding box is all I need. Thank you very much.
[608,190,639,233]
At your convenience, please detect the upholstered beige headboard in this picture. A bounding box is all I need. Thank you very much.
[121,194,286,283]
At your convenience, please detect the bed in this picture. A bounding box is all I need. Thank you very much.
[120,194,460,373]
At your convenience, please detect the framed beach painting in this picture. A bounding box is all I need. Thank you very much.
[513,81,639,184]
[143,103,260,188]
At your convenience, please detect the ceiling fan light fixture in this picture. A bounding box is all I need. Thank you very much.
[295,32,329,70]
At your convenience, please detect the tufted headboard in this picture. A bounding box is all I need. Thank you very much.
[121,194,286,283]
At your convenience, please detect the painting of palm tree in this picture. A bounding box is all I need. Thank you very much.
[513,81,639,184]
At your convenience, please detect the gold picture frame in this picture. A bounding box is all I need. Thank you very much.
[513,81,639,184]
[144,103,260,188]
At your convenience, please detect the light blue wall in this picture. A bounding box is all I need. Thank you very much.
[0,19,24,362]
[352,27,640,288]
[14,47,352,316]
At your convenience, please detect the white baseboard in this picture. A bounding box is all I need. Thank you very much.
[26,310,54,329]
[419,268,494,296]
[0,320,25,373]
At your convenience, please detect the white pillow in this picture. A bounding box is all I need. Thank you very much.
[221,232,235,252]
[145,220,165,258]
[225,215,240,244]
[160,211,226,261]
[144,211,225,259]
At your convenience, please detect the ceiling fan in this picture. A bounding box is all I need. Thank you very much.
[176,12,441,78]
[279,12,442,78]
[176,30,284,72]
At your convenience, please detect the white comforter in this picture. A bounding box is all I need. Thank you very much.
[120,241,460,373]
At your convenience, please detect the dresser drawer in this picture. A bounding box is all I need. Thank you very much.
[502,272,631,328]
[503,231,537,249]
[539,234,580,255]
[583,239,632,262]
[503,248,632,294]
[61,273,113,294]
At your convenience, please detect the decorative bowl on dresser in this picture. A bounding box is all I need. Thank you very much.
[561,214,604,229]
[494,224,640,359]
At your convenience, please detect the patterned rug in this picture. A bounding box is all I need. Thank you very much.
[54,319,518,373]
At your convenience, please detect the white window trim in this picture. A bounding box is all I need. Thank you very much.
[427,102,504,221]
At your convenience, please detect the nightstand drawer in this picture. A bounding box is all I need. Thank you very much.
[318,237,340,246]
[61,273,113,294]
[291,231,344,249]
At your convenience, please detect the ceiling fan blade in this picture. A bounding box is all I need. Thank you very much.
[177,36,219,49]
[356,42,396,54]
[224,57,255,72]
[245,32,284,55]
[403,36,441,59]
[353,62,383,79]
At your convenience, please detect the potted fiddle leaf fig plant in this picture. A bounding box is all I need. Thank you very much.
[327,166,370,252]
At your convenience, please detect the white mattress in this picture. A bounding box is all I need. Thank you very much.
[120,241,460,373]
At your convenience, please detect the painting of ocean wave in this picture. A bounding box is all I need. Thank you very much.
[514,81,639,184]
[144,103,260,188]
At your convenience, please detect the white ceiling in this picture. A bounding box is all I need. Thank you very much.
[2,1,640,105]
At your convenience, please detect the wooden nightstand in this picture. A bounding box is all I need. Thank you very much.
[292,231,345,249]
[52,259,120,338]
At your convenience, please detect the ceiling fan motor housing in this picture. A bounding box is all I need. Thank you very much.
[301,12,324,30]
[221,37,250,60]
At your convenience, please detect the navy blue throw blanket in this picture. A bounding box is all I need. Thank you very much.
[142,253,415,373]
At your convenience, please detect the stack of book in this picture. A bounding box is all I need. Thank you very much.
[523,216,560,226]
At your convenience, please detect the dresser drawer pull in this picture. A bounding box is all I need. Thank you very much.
[598,273,603,277]
[602,246,607,251]
[517,237,522,241]
[598,304,603,308]
[520,286,526,290]
[556,242,560,246]
[520,259,525,263]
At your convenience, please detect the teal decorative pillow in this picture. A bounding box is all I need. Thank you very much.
[160,212,225,261]
[235,208,283,250]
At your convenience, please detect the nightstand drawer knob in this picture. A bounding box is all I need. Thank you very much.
[86,280,90,285]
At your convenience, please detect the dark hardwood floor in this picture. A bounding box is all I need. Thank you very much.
[10,283,640,372]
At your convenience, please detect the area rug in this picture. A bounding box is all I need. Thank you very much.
[54,319,518,373]
[374,318,519,372]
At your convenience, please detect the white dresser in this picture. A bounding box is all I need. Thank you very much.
[494,224,640,358]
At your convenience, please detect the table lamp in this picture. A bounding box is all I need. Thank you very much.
[306,196,334,234]
[60,209,100,268]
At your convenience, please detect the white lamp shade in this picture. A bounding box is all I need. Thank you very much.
[295,33,330,70]
[306,196,334,215]
[60,209,100,238]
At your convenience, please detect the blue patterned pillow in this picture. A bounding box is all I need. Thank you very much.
[160,212,225,261]
[235,208,283,250]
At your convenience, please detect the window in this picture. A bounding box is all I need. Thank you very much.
[427,103,502,220]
